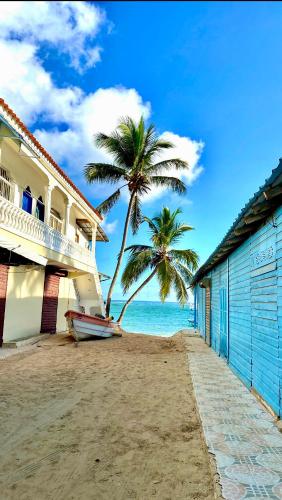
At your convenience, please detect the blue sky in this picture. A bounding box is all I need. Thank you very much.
[1,1,282,301]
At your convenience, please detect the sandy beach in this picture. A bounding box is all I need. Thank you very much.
[0,332,215,500]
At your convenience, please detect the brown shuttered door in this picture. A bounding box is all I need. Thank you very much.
[205,286,211,346]
[41,269,60,334]
[0,264,9,346]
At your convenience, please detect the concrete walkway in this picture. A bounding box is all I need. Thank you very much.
[187,338,282,500]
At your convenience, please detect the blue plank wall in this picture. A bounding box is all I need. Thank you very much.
[195,206,282,417]
[229,239,252,388]
[210,265,220,353]
[210,261,228,354]
[196,285,206,340]
[277,206,282,417]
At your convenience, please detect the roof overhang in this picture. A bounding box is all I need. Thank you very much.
[0,117,39,160]
[99,272,111,282]
[192,159,282,287]
[76,218,108,242]
[97,225,109,242]
[0,235,47,266]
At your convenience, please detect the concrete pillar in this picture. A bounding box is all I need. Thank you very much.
[13,183,21,207]
[91,223,97,256]
[64,200,72,237]
[44,184,54,225]
[31,196,37,217]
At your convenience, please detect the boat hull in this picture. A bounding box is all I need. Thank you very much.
[65,310,120,341]
[72,318,114,340]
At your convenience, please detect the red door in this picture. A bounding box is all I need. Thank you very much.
[40,268,60,334]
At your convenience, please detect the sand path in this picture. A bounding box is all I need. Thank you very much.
[0,332,215,500]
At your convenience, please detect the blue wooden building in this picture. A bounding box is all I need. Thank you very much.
[192,160,282,417]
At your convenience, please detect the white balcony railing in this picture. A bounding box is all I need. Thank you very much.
[0,195,94,265]
[49,212,63,233]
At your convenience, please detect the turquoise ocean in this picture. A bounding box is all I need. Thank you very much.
[110,300,194,336]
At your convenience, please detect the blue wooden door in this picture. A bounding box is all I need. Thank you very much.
[220,288,228,359]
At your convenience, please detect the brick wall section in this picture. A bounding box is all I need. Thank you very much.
[40,270,60,334]
[0,264,9,346]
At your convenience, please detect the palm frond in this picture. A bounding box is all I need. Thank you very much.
[143,123,156,154]
[94,131,133,168]
[142,215,159,236]
[150,208,187,247]
[174,262,194,285]
[125,244,153,254]
[130,195,142,235]
[117,117,147,169]
[145,138,173,156]
[84,163,127,184]
[146,159,188,175]
[173,269,188,305]
[152,207,182,228]
[134,117,146,166]
[117,118,136,161]
[156,259,175,302]
[168,224,194,245]
[121,249,154,292]
[169,249,199,271]
[150,176,187,194]
[96,189,121,215]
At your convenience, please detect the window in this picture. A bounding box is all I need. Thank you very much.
[35,196,45,222]
[22,186,32,214]
[0,167,12,201]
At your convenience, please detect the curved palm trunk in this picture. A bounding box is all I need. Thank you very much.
[117,268,158,325]
[105,192,135,317]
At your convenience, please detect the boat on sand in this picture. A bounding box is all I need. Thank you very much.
[65,310,122,342]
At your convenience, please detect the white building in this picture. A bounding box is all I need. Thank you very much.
[0,98,108,345]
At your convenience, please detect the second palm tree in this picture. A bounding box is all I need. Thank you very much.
[117,207,199,324]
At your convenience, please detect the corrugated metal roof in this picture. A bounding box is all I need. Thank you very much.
[191,158,282,286]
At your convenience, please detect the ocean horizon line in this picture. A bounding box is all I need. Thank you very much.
[112,299,194,306]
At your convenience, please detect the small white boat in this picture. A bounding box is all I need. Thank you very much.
[65,310,121,342]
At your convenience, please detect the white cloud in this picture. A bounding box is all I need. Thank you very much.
[0,38,83,123]
[0,35,151,170]
[0,1,105,72]
[34,86,152,176]
[141,131,204,203]
[101,217,118,235]
[0,1,204,207]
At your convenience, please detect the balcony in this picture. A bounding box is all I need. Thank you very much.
[0,194,95,266]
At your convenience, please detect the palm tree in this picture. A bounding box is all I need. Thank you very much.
[85,117,190,316]
[117,207,199,324]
